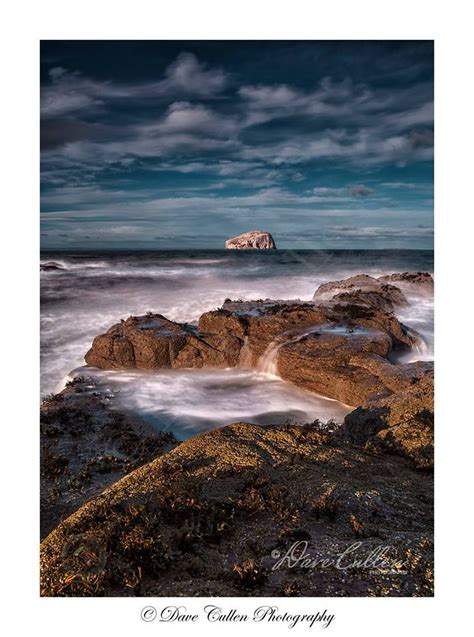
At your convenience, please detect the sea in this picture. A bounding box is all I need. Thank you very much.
[40,249,434,439]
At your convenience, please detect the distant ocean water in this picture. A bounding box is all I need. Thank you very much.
[40,250,434,439]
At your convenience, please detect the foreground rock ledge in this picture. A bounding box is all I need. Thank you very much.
[40,421,433,597]
[225,230,276,249]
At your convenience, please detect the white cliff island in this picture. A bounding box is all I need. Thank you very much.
[225,230,276,249]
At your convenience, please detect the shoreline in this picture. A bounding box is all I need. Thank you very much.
[40,269,434,596]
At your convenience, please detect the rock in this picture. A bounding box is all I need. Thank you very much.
[276,329,431,406]
[85,299,422,412]
[276,329,391,405]
[325,299,418,349]
[199,301,330,365]
[40,421,433,597]
[313,274,407,308]
[82,270,425,439]
[198,296,424,408]
[199,296,419,365]
[378,272,434,295]
[225,230,276,250]
[331,290,400,313]
[85,313,242,370]
[40,376,177,538]
[342,369,434,468]
[42,267,434,597]
[85,303,329,372]
[41,261,65,271]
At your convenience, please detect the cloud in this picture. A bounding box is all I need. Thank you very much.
[328,225,433,238]
[41,68,129,118]
[41,53,433,171]
[380,181,433,191]
[238,127,433,166]
[381,181,420,189]
[41,79,103,118]
[239,77,432,133]
[41,53,230,118]
[313,187,344,196]
[40,183,395,221]
[157,52,229,97]
[140,101,238,138]
[41,98,240,168]
[40,42,433,250]
[40,185,154,207]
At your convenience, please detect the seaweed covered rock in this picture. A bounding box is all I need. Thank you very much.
[41,421,433,597]
[40,377,177,538]
[341,368,434,468]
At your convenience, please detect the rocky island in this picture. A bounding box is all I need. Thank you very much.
[225,230,276,249]
[40,271,434,597]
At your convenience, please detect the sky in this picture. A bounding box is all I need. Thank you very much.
[40,41,433,250]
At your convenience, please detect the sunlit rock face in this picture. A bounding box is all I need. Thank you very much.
[225,230,276,249]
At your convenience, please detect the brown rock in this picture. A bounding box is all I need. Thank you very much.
[40,421,433,597]
[378,272,434,295]
[85,299,422,413]
[331,290,401,313]
[313,274,407,307]
[342,369,434,468]
[199,302,330,365]
[202,297,419,362]
[325,299,418,349]
[85,313,242,370]
[201,298,425,411]
[276,327,430,406]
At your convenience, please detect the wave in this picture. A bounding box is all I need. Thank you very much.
[66,366,351,439]
[40,250,434,425]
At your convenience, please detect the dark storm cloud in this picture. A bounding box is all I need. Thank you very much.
[41,53,230,118]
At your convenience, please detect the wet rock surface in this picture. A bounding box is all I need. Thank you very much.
[377,272,434,295]
[276,330,431,406]
[83,274,429,431]
[313,274,408,308]
[85,288,419,374]
[40,377,177,538]
[85,313,242,370]
[84,298,423,423]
